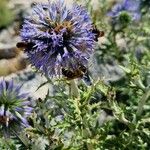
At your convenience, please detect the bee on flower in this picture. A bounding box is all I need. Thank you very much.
[18,0,96,79]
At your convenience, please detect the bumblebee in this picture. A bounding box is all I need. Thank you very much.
[92,24,104,41]
[62,64,87,80]
[16,41,35,52]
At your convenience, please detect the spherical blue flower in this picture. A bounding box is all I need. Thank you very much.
[0,79,32,136]
[20,0,95,77]
[108,0,141,22]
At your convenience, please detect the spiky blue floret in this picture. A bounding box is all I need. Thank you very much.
[21,0,95,77]
[0,79,32,136]
[108,0,141,21]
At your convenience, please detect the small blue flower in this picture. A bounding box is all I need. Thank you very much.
[108,0,141,21]
[20,0,95,77]
[0,79,32,136]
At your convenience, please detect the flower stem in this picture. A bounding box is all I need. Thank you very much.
[70,79,79,98]
[69,80,94,149]
[136,88,150,117]
[87,143,94,150]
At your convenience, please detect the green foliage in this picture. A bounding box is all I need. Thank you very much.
[0,0,14,28]
[0,0,150,149]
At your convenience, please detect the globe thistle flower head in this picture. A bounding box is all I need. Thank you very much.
[0,79,32,136]
[108,0,141,22]
[20,0,95,77]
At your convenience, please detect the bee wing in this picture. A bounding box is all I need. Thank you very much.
[82,71,92,86]
[87,54,100,81]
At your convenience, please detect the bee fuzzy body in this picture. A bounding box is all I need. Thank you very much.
[16,42,35,52]
[92,24,104,41]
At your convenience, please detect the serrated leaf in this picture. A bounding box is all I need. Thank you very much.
[119,65,131,74]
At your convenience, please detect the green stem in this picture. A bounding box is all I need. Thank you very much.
[70,79,79,98]
[136,88,150,117]
[69,79,95,149]
[13,131,30,147]
[2,138,11,149]
[87,143,94,150]
[86,129,94,150]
